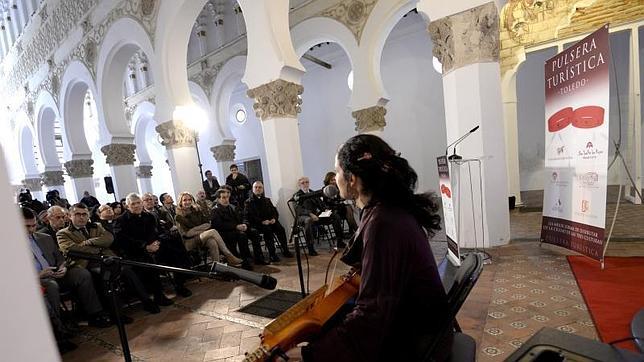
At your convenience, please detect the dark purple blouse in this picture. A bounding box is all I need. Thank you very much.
[303,203,451,361]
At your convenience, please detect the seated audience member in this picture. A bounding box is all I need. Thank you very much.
[159,192,177,220]
[293,177,345,255]
[225,164,251,208]
[110,202,123,218]
[323,171,358,235]
[38,206,68,244]
[212,188,267,266]
[112,194,174,310]
[142,192,193,297]
[43,295,77,354]
[21,207,112,329]
[37,209,49,229]
[244,181,293,261]
[202,170,221,201]
[57,203,149,319]
[175,191,242,267]
[196,190,214,214]
[97,204,115,235]
[80,191,100,209]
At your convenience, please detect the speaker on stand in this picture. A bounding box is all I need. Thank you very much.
[104,176,117,202]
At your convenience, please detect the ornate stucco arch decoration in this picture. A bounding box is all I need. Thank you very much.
[131,101,157,165]
[59,60,102,160]
[96,17,155,141]
[34,91,64,169]
[210,56,246,144]
[14,112,41,178]
[499,0,644,76]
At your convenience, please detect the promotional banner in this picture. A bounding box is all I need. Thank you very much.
[541,25,610,260]
[437,155,460,266]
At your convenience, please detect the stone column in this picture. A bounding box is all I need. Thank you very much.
[64,159,96,201]
[100,144,138,199]
[126,62,137,96]
[40,170,67,199]
[194,19,208,57]
[136,53,150,90]
[135,165,154,195]
[155,121,202,196]
[210,141,236,184]
[247,79,305,223]
[352,105,387,134]
[427,1,510,247]
[502,72,523,206]
[22,177,44,201]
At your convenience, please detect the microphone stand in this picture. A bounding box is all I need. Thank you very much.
[69,252,272,362]
[445,125,479,160]
[287,199,307,298]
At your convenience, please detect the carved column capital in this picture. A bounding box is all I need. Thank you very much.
[22,178,43,191]
[64,159,94,178]
[136,165,153,178]
[41,171,65,186]
[100,144,136,166]
[246,79,303,121]
[210,144,236,162]
[428,2,499,74]
[155,120,197,149]
[352,105,387,133]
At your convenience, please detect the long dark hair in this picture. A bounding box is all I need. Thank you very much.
[336,134,441,235]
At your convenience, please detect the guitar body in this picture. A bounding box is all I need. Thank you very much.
[244,272,361,362]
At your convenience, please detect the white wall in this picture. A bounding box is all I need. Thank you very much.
[228,84,272,195]
[381,13,447,195]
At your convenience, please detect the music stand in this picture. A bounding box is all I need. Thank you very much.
[286,199,308,298]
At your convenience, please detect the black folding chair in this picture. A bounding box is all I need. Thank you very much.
[417,252,484,362]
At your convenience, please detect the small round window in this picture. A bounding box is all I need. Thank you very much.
[232,103,247,124]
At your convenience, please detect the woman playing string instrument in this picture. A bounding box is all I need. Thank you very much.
[286,134,453,361]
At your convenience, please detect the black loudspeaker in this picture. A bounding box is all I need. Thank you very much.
[104,176,115,194]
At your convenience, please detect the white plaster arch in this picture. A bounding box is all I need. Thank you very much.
[131,101,156,165]
[96,17,154,140]
[59,60,101,158]
[34,91,64,168]
[291,17,358,66]
[153,0,209,123]
[189,81,210,114]
[210,56,246,143]
[15,112,40,177]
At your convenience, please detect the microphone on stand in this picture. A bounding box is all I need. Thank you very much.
[210,262,277,290]
[291,185,338,202]
[445,125,480,160]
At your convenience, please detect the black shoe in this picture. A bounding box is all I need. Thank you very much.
[308,249,319,256]
[254,258,269,265]
[176,286,193,297]
[336,240,347,248]
[269,254,280,263]
[88,314,112,328]
[57,339,78,354]
[142,301,160,314]
[282,250,293,258]
[154,294,174,306]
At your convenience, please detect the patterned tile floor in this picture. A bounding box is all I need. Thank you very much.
[61,212,644,362]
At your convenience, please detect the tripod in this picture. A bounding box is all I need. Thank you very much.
[69,251,276,361]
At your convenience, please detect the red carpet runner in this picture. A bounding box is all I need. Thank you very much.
[567,256,644,351]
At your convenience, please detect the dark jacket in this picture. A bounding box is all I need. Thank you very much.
[303,203,451,361]
[244,194,279,227]
[226,173,251,205]
[112,210,159,261]
[80,195,100,208]
[211,203,244,233]
[202,178,221,200]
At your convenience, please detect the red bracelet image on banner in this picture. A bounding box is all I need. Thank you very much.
[572,105,604,129]
[547,107,573,132]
